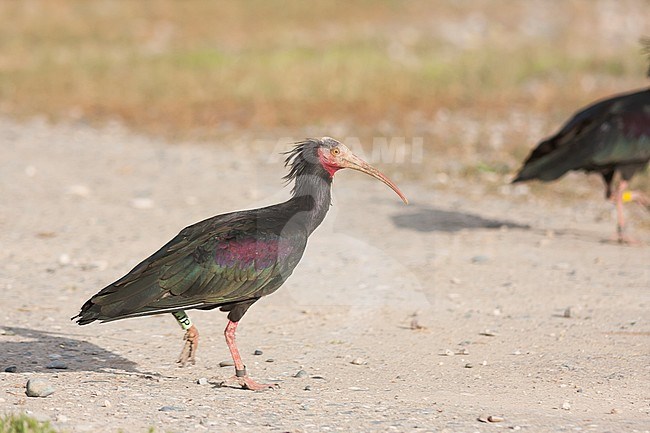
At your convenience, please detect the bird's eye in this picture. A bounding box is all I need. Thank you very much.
[331,148,340,156]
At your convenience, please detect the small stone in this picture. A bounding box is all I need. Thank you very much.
[65,185,91,197]
[26,378,55,397]
[102,400,111,408]
[265,358,274,363]
[58,254,71,266]
[442,349,454,356]
[456,348,469,355]
[159,406,184,412]
[197,377,208,385]
[479,330,496,337]
[350,358,367,365]
[471,255,489,264]
[512,350,522,355]
[46,360,68,369]
[478,414,489,423]
[304,385,311,391]
[409,318,426,330]
[488,415,504,422]
[561,401,571,410]
[563,307,572,318]
[130,197,154,210]
[4,366,17,373]
[464,363,473,369]
[609,408,619,414]
[219,360,235,367]
[253,349,263,356]
[294,369,308,378]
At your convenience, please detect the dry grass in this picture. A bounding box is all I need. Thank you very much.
[0,0,648,187]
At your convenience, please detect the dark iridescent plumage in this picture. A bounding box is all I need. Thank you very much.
[512,88,650,196]
[73,137,406,390]
[512,85,650,242]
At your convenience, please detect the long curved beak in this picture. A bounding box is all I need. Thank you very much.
[340,153,409,205]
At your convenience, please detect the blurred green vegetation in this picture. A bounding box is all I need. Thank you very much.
[0,414,58,433]
[0,0,648,192]
[0,0,646,139]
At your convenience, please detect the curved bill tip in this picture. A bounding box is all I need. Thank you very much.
[342,153,409,205]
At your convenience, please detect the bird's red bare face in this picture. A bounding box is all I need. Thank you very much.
[317,138,408,204]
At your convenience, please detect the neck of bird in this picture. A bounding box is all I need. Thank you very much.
[290,172,333,234]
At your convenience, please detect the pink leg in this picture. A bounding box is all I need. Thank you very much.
[221,320,278,391]
[615,180,628,241]
[613,180,641,245]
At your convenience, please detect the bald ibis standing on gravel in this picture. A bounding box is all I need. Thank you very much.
[73,138,407,390]
[512,75,650,243]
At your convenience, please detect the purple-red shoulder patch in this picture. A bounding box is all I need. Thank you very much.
[215,238,293,270]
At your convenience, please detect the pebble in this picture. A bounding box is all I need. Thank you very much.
[562,401,571,410]
[471,255,489,264]
[58,254,71,266]
[159,406,185,412]
[4,365,17,373]
[456,348,469,355]
[253,349,263,356]
[464,363,473,369]
[197,377,208,385]
[563,307,572,318]
[293,369,308,378]
[46,360,68,369]
[478,414,504,423]
[26,378,55,397]
[350,358,367,365]
[102,400,111,408]
[479,330,496,337]
[265,358,274,363]
[442,349,454,356]
[130,197,154,209]
[304,385,311,391]
[218,360,235,367]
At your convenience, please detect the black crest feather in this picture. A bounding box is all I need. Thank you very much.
[282,139,330,194]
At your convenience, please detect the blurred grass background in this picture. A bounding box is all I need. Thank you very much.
[0,0,648,190]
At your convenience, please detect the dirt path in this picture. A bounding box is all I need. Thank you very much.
[1,118,648,432]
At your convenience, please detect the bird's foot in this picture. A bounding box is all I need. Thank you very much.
[609,229,642,246]
[218,372,278,391]
[177,325,199,367]
[616,233,642,246]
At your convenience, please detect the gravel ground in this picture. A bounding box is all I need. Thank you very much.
[0,117,649,432]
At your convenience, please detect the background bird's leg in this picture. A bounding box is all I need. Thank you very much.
[613,180,641,244]
[222,320,277,391]
[615,180,628,238]
[172,310,199,366]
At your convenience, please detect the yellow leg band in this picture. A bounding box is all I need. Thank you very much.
[621,191,633,203]
[172,310,193,330]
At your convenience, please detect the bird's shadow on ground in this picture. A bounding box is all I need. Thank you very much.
[0,326,146,375]
[391,206,530,232]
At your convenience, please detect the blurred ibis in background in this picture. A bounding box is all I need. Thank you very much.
[73,137,407,390]
[513,50,650,243]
